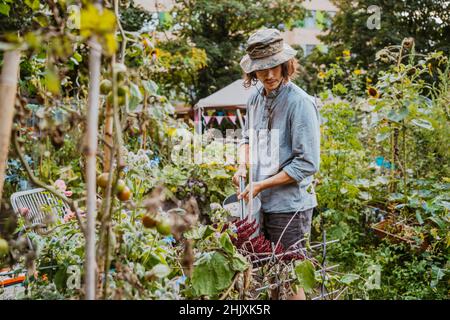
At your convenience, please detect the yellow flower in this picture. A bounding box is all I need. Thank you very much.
[353,69,362,75]
[428,63,433,75]
[151,48,160,58]
[170,186,177,193]
[366,77,372,83]
[167,127,177,137]
[367,87,380,98]
[225,165,237,172]
[343,50,351,57]
[318,71,326,79]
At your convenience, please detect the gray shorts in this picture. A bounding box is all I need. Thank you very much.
[261,208,314,250]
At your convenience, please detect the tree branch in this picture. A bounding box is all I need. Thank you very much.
[12,131,87,237]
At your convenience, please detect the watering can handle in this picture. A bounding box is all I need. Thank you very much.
[239,176,246,219]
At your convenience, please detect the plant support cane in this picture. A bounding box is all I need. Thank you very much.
[0,50,20,202]
[85,36,102,300]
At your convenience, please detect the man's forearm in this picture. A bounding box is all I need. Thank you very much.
[238,143,249,167]
[258,170,296,191]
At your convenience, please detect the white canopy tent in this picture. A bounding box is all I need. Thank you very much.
[194,79,262,133]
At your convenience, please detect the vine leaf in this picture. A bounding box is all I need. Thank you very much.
[294,260,316,292]
[411,118,433,130]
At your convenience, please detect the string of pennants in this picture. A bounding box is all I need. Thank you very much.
[202,110,237,125]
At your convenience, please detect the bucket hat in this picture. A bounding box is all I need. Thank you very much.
[240,28,297,74]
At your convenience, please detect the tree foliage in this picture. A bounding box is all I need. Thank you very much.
[165,0,306,104]
[320,0,450,69]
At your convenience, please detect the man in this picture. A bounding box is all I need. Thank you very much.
[232,29,321,300]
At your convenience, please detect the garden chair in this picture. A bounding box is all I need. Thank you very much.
[10,188,70,227]
[0,188,70,291]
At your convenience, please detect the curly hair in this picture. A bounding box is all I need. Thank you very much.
[243,58,300,88]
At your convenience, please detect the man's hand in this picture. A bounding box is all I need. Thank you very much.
[232,165,247,189]
[237,181,263,202]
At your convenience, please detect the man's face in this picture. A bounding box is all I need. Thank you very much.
[255,64,283,94]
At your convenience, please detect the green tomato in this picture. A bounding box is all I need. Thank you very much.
[156,219,171,236]
[97,173,109,188]
[115,179,126,193]
[117,85,130,97]
[100,79,112,95]
[106,92,126,106]
[0,238,9,257]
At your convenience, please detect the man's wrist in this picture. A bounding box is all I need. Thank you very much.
[256,180,267,192]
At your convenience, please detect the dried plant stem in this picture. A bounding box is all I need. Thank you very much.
[219,272,241,300]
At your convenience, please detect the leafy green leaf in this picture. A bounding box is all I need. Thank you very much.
[387,106,408,122]
[0,3,10,16]
[294,260,316,292]
[184,225,206,240]
[430,266,445,288]
[415,210,424,225]
[129,82,143,111]
[376,132,391,142]
[149,263,171,278]
[33,14,49,27]
[230,253,248,272]
[191,252,234,297]
[44,69,61,95]
[202,225,216,239]
[411,118,433,130]
[340,273,360,284]
[219,233,235,255]
[25,0,40,11]
[142,80,159,96]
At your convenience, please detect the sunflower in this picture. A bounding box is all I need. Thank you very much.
[367,87,380,98]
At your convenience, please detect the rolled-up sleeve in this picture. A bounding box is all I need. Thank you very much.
[282,98,321,182]
[238,112,249,147]
[238,99,253,147]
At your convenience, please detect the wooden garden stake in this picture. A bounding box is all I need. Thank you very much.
[84,36,102,300]
[0,50,21,202]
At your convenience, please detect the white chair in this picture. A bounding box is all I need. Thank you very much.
[10,188,70,231]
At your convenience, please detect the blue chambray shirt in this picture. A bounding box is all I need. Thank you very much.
[239,81,321,213]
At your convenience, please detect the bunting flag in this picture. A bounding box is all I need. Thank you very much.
[216,116,224,125]
[203,115,212,124]
[194,109,199,122]
[228,115,237,124]
[206,110,215,116]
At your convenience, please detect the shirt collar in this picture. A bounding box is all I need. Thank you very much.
[262,80,289,99]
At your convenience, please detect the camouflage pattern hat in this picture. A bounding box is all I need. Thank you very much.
[240,28,297,74]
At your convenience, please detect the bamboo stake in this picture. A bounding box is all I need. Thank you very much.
[103,100,114,172]
[0,50,21,201]
[84,36,102,300]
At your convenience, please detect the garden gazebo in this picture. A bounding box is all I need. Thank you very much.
[193,79,262,133]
